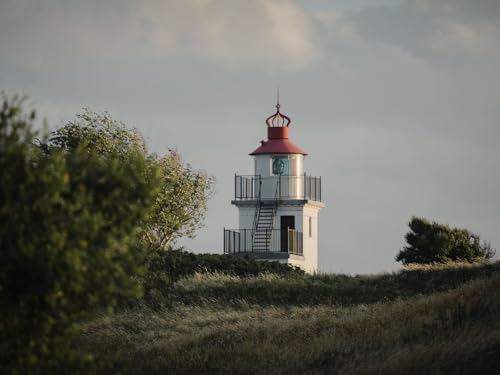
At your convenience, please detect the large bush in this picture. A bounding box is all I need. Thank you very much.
[0,95,161,372]
[396,216,495,265]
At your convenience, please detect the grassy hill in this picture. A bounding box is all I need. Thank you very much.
[74,261,500,374]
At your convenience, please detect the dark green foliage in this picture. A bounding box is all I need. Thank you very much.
[0,95,160,372]
[152,249,304,281]
[396,216,495,265]
[140,249,304,304]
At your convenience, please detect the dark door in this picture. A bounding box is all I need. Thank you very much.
[280,216,295,252]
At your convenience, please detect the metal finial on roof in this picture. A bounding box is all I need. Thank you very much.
[265,89,291,128]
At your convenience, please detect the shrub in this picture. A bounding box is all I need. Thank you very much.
[0,95,160,372]
[396,217,495,265]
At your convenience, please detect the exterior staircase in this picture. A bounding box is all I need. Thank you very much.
[251,203,276,251]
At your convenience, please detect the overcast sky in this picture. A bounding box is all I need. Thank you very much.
[1,0,499,273]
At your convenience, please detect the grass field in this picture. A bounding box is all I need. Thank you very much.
[74,261,500,374]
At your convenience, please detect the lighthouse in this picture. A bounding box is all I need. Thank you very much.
[223,100,325,273]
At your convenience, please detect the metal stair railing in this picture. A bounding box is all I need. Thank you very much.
[265,175,282,251]
[250,175,262,247]
[251,175,281,252]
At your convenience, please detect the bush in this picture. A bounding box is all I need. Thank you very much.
[396,217,495,265]
[0,95,161,372]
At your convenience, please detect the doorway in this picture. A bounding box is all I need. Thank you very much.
[280,216,295,252]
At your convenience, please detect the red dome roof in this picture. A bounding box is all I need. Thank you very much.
[250,139,306,155]
[250,104,307,156]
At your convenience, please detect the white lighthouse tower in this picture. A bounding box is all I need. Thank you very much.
[223,100,325,273]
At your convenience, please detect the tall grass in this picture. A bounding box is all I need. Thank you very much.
[74,262,500,374]
[144,260,500,308]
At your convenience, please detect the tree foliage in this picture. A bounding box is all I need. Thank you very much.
[47,109,146,158]
[396,217,495,265]
[48,109,214,250]
[144,150,214,249]
[0,95,161,372]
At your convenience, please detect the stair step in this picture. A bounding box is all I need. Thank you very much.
[252,202,276,251]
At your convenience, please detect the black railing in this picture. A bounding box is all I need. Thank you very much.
[235,175,261,200]
[234,175,321,202]
[223,228,303,256]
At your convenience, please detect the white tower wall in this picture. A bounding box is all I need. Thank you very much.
[235,202,323,273]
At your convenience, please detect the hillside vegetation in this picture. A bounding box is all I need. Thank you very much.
[3,96,498,373]
[74,260,500,374]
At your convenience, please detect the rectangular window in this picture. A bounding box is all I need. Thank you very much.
[309,216,312,237]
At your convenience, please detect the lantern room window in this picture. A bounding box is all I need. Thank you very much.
[272,156,289,176]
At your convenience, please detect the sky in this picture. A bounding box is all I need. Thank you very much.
[1,0,499,274]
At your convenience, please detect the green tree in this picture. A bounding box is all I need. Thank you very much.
[47,109,146,158]
[48,109,214,250]
[0,95,161,372]
[144,149,214,249]
[396,216,495,265]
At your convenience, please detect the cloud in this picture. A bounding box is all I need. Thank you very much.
[322,0,500,65]
[0,0,319,70]
[139,0,319,69]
